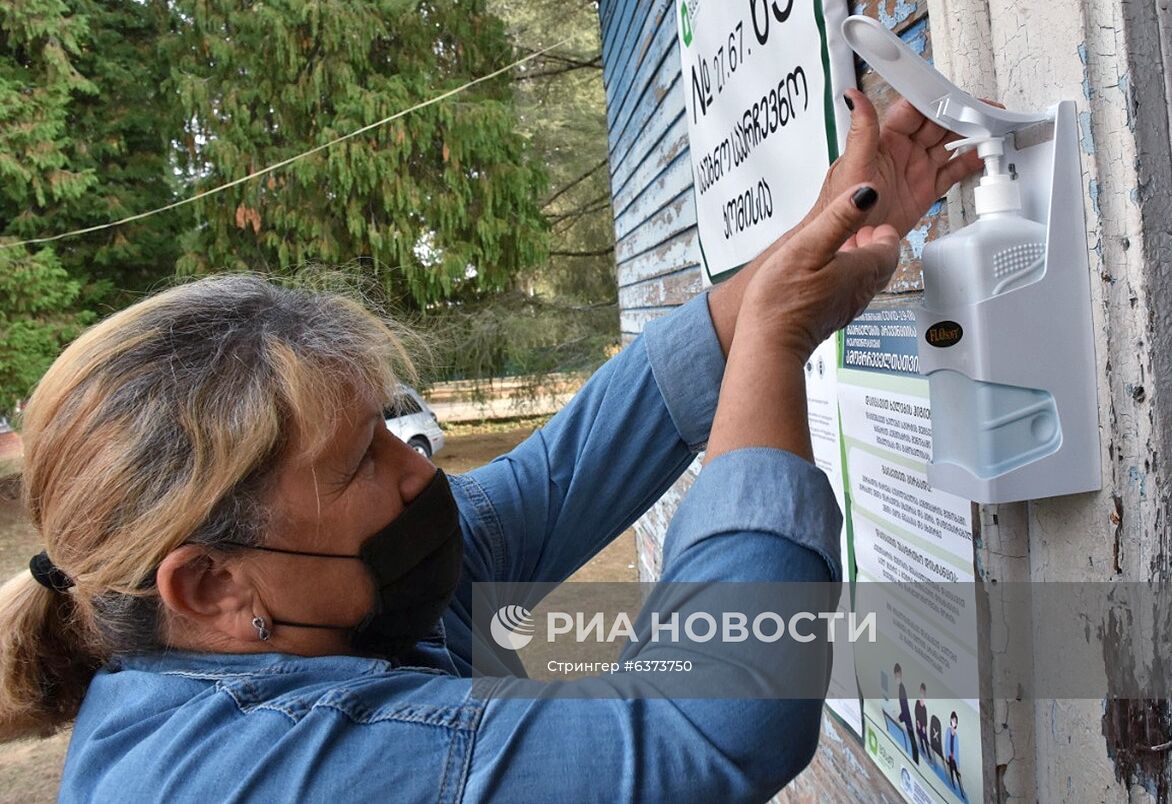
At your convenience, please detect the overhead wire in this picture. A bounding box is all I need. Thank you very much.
[0,37,572,251]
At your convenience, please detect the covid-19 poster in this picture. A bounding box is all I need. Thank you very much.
[805,306,983,804]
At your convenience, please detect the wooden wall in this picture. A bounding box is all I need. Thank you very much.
[601,0,698,343]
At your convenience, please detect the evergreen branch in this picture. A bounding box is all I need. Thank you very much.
[541,157,609,209]
[292,37,323,85]
[514,46,602,69]
[547,192,612,223]
[2,38,573,250]
[550,204,613,235]
[514,56,603,82]
[549,244,614,258]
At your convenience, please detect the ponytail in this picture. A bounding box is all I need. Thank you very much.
[0,571,99,741]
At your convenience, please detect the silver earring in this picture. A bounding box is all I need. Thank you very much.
[251,616,271,641]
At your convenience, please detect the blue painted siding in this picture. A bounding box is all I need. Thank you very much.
[600,0,698,339]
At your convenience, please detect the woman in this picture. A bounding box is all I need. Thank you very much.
[0,91,978,802]
[946,711,965,797]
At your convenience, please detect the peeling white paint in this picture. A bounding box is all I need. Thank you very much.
[923,0,1170,799]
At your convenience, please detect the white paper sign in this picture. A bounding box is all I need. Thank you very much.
[676,0,854,281]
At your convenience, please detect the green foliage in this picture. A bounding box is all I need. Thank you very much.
[0,247,88,416]
[416,0,618,400]
[415,291,616,382]
[0,0,614,415]
[0,1,94,416]
[43,0,187,304]
[0,1,184,414]
[166,0,549,308]
[0,1,95,212]
[495,0,615,305]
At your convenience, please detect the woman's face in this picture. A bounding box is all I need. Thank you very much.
[247,392,438,654]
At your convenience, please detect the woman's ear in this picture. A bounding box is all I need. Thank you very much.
[156,545,257,644]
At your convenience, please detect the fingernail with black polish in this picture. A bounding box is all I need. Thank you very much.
[843,93,855,111]
[852,186,878,210]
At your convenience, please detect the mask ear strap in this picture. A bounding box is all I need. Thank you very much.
[220,543,365,636]
[269,618,357,632]
[220,542,361,560]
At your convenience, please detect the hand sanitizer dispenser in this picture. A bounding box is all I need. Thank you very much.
[842,16,1101,504]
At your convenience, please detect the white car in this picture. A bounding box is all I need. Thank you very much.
[384,386,445,458]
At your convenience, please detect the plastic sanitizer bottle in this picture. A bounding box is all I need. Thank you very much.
[921,135,1062,479]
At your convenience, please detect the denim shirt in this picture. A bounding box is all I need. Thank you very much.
[59,292,843,804]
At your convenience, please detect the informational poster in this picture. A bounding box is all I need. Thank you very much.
[805,308,983,803]
[675,0,855,281]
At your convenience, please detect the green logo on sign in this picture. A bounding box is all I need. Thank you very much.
[868,728,879,754]
[680,2,693,47]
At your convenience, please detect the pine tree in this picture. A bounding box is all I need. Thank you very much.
[46,0,187,305]
[411,0,617,393]
[495,0,615,305]
[0,249,84,416]
[0,1,94,416]
[166,0,549,308]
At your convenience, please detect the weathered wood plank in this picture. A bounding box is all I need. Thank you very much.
[603,0,663,131]
[617,227,700,288]
[618,266,703,309]
[599,0,619,44]
[602,0,649,95]
[614,187,696,264]
[614,150,692,241]
[612,112,689,219]
[609,69,685,204]
[609,0,672,130]
[607,2,677,162]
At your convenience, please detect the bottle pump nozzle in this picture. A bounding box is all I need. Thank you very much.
[946,135,1022,217]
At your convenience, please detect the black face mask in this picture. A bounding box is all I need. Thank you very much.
[228,468,464,660]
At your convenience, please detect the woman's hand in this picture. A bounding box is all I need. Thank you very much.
[743,185,901,366]
[705,186,900,463]
[812,89,984,238]
[706,89,983,359]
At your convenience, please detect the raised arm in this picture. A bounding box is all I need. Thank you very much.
[451,286,727,589]
[706,187,900,463]
[448,92,977,596]
[466,195,902,802]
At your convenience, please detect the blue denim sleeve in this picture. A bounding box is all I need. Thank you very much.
[658,447,843,583]
[458,291,726,585]
[464,449,845,802]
